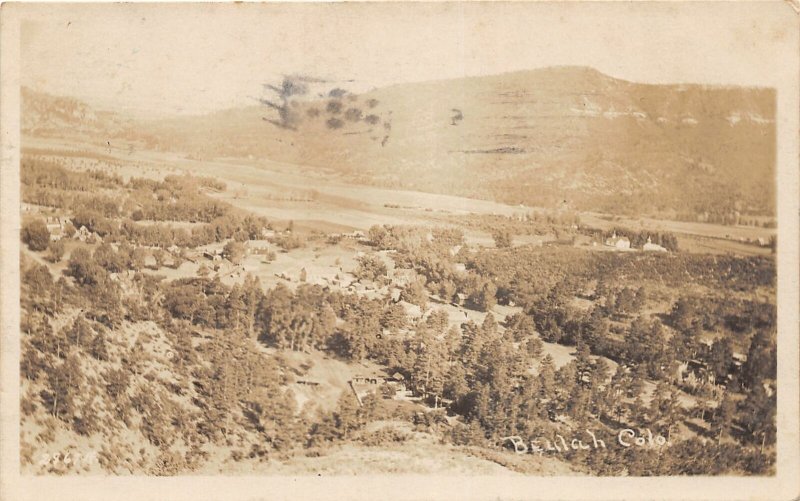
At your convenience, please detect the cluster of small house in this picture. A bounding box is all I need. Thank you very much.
[43,216,105,244]
[349,371,456,410]
[604,233,667,252]
[674,339,748,390]
[349,372,415,405]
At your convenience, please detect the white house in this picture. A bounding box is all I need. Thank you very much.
[605,233,631,250]
[245,240,272,255]
[643,236,667,252]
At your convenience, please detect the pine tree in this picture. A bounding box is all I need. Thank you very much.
[537,355,557,399]
[525,337,544,359]
[66,316,93,348]
[669,297,696,332]
[89,332,109,361]
[241,274,262,338]
[629,364,647,398]
[630,394,646,423]
[742,329,777,390]
[226,285,246,332]
[444,363,469,400]
[459,321,484,370]
[47,352,84,421]
[711,393,736,444]
[444,325,461,362]
[607,365,629,422]
[615,287,636,316]
[575,339,593,381]
[481,313,498,338]
[334,392,363,440]
[739,384,776,451]
[708,337,733,382]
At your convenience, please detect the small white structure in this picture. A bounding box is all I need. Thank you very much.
[344,230,367,241]
[605,232,631,250]
[245,240,272,255]
[643,236,667,252]
[76,225,92,242]
[45,216,66,240]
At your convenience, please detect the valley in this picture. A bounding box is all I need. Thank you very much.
[18,66,777,477]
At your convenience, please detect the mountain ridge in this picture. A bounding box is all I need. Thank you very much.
[21,66,776,218]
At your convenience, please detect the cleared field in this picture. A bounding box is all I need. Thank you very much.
[580,211,774,244]
[23,137,536,234]
[677,235,772,256]
[25,136,771,260]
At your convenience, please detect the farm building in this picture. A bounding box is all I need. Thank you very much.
[349,372,412,404]
[45,216,70,240]
[246,239,273,255]
[199,243,225,261]
[203,250,222,261]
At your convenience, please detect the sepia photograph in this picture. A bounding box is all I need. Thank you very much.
[1,2,798,500]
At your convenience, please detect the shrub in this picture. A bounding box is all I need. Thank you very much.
[492,229,513,248]
[21,219,50,251]
[222,240,245,264]
[272,233,304,251]
[63,221,77,238]
[360,426,412,446]
[46,239,66,263]
[354,254,388,284]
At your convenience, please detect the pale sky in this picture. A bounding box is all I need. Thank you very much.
[19,2,797,117]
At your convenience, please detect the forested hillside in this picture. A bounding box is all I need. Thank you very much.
[20,156,776,475]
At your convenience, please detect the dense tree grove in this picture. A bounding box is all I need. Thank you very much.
[21,219,51,251]
[22,156,271,249]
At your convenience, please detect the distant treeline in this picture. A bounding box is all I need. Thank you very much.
[580,227,679,251]
[675,210,776,228]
